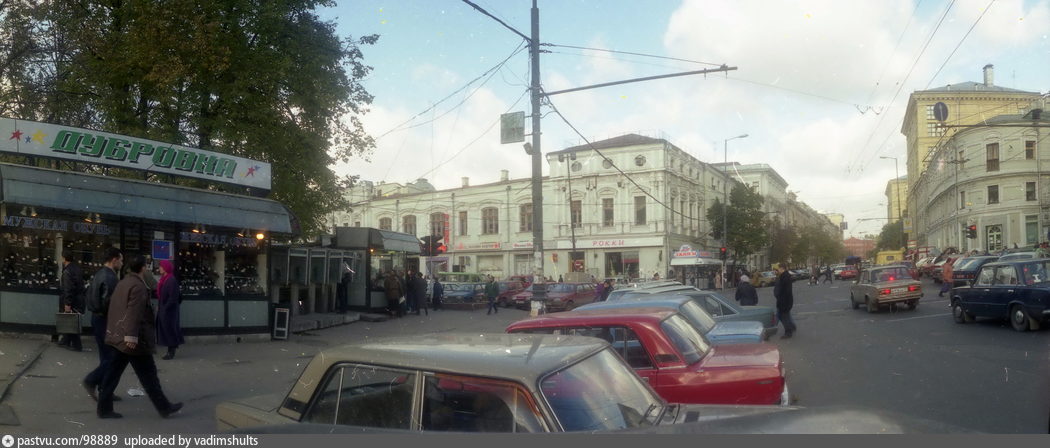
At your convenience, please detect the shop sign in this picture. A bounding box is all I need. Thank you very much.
[453,241,502,251]
[180,232,260,247]
[556,236,663,250]
[2,215,111,235]
[152,240,173,260]
[511,241,533,249]
[1,117,271,190]
[673,245,698,258]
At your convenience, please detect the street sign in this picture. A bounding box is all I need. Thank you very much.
[500,111,525,144]
[933,102,949,122]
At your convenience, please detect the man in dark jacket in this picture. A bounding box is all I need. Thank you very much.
[772,264,797,339]
[83,248,122,400]
[431,276,444,310]
[58,250,85,351]
[485,275,500,315]
[97,255,182,419]
[735,274,759,306]
[410,272,428,316]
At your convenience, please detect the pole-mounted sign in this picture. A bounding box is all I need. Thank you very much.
[500,111,525,144]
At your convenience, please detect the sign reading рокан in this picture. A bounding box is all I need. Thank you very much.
[1,117,271,190]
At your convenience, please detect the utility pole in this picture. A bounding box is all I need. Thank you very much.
[529,0,547,313]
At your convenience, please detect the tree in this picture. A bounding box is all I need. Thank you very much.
[0,0,378,235]
[707,181,769,261]
[875,221,905,252]
[770,219,798,265]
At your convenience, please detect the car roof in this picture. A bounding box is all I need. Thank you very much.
[576,296,692,312]
[624,285,696,295]
[980,258,1049,268]
[509,307,676,327]
[301,333,607,386]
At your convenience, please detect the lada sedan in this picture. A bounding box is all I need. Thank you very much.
[849,265,922,313]
[950,259,1050,332]
[611,289,779,338]
[575,296,767,344]
[506,308,788,406]
[512,282,596,311]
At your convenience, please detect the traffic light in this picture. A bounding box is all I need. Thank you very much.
[719,247,727,260]
[419,235,433,256]
[966,225,977,239]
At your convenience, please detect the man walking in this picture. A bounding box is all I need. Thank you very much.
[939,258,955,297]
[58,250,85,351]
[773,264,797,339]
[735,274,759,306]
[431,276,444,310]
[485,275,499,315]
[83,248,122,400]
[411,272,428,316]
[97,255,182,419]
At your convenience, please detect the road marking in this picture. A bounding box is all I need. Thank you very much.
[884,312,952,322]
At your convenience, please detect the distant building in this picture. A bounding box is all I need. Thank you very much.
[843,237,877,259]
[885,176,908,222]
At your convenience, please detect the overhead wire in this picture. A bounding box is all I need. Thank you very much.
[542,43,725,67]
[924,0,996,90]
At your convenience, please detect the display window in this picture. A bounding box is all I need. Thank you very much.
[225,241,265,295]
[176,241,222,297]
[0,231,58,289]
[1,208,117,290]
[369,251,406,292]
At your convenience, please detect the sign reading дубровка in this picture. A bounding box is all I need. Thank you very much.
[0,117,271,190]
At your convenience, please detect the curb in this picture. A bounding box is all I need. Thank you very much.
[0,341,48,404]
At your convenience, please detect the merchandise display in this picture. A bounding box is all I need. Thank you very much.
[176,248,221,296]
[0,233,58,289]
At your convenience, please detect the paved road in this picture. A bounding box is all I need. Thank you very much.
[2,281,1048,434]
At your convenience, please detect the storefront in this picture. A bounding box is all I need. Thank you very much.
[670,245,722,289]
[555,237,663,281]
[332,227,421,312]
[0,118,296,335]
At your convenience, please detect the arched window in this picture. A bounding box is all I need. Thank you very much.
[403,215,416,236]
[482,207,499,234]
[379,217,392,231]
[430,212,447,237]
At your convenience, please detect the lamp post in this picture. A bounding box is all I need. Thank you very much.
[880,156,904,250]
[723,134,748,290]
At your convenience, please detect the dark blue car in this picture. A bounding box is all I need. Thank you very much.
[950,259,1050,332]
[950,256,999,287]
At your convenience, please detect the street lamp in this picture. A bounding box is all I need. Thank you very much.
[723,133,748,290]
[879,156,904,250]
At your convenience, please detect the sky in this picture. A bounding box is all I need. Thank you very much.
[320,0,1050,239]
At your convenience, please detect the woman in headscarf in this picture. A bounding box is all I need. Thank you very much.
[155,260,185,360]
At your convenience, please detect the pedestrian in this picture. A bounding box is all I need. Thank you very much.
[773,264,797,339]
[411,272,428,316]
[96,255,182,419]
[141,255,158,295]
[83,247,122,401]
[384,271,404,317]
[404,270,416,314]
[558,275,564,283]
[485,275,500,315]
[155,260,184,360]
[58,250,85,351]
[735,274,759,306]
[431,276,444,310]
[601,279,613,301]
[337,267,351,314]
[715,271,723,290]
[810,265,819,286]
[823,266,833,284]
[939,258,955,297]
[595,280,606,302]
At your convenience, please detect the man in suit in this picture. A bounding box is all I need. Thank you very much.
[773,264,797,339]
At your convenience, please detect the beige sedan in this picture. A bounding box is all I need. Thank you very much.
[849,265,923,313]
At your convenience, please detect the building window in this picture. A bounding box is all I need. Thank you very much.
[1026,140,1036,160]
[379,217,392,230]
[986,224,1003,252]
[402,215,416,236]
[925,105,935,120]
[634,196,646,225]
[458,211,468,236]
[482,207,499,234]
[602,198,614,227]
[680,199,686,229]
[1027,182,1037,201]
[570,200,582,228]
[430,212,446,237]
[959,191,966,209]
[354,221,361,227]
[986,143,999,172]
[958,150,965,165]
[519,204,533,232]
[342,222,348,227]
[987,185,999,204]
[1027,215,1039,246]
[927,122,945,137]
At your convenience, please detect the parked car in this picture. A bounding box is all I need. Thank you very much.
[512,282,596,311]
[752,271,777,287]
[606,281,683,301]
[442,282,485,304]
[616,284,697,301]
[997,251,1039,262]
[849,265,923,313]
[831,265,847,279]
[496,281,526,307]
[788,269,809,281]
[506,308,788,406]
[217,334,957,434]
[950,259,1050,332]
[575,296,767,344]
[609,289,779,338]
[950,256,999,287]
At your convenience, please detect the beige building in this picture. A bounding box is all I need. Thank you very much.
[885,176,908,223]
[902,64,1043,244]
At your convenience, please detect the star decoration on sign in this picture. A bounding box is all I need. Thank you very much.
[31,130,46,144]
[9,130,22,140]
[245,165,261,177]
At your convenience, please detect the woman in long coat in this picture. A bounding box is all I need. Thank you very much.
[156,260,185,360]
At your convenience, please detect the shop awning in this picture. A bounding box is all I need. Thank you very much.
[0,163,297,234]
[670,257,722,266]
[333,227,421,254]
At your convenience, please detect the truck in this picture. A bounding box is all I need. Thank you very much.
[876,250,905,265]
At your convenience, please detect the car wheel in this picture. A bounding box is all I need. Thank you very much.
[1010,305,1031,332]
[907,300,917,310]
[850,293,859,310]
[565,300,575,311]
[866,297,877,313]
[952,301,967,324]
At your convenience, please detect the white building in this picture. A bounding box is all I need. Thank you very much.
[330,133,835,280]
[911,105,1049,252]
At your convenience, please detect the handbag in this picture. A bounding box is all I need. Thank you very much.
[55,312,82,334]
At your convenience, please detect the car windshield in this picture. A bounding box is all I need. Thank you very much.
[540,348,664,431]
[870,267,910,282]
[1019,261,1050,285]
[678,300,717,334]
[659,314,710,365]
[548,284,575,293]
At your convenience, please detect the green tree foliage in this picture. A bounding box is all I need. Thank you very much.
[770,219,797,265]
[875,220,905,252]
[707,181,768,260]
[0,0,377,235]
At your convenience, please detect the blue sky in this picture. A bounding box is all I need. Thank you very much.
[320,0,1050,238]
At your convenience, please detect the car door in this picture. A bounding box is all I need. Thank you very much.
[966,266,997,317]
[989,265,1021,319]
[302,363,418,429]
[574,326,659,388]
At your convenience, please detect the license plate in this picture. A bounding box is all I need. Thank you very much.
[892,287,907,294]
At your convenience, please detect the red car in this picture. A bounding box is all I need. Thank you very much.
[512,282,597,311]
[839,267,859,280]
[506,308,788,406]
[496,281,526,307]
